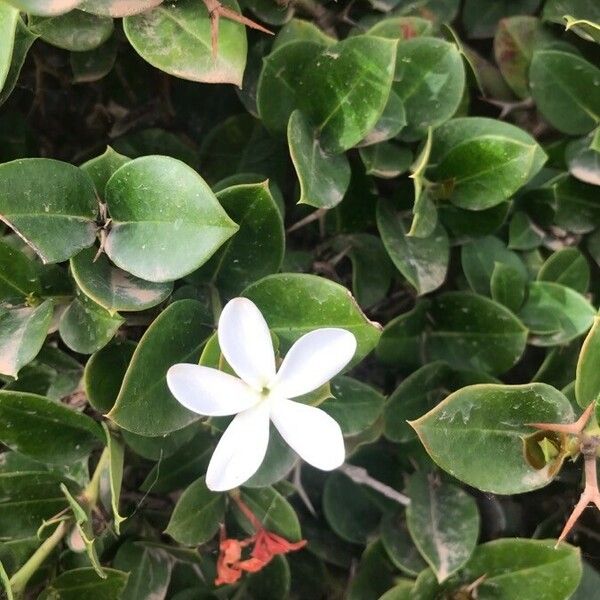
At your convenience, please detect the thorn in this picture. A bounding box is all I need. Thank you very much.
[528,402,596,435]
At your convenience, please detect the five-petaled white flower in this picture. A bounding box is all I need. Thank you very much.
[167,297,356,492]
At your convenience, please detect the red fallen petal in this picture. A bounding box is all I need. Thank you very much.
[237,556,268,573]
[252,530,307,562]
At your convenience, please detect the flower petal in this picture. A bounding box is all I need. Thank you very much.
[206,403,271,491]
[270,399,345,470]
[273,329,357,398]
[218,298,276,390]
[167,363,259,416]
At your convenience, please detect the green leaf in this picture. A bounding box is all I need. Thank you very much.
[566,134,600,186]
[243,428,297,488]
[4,0,81,15]
[0,300,53,378]
[242,273,382,365]
[0,391,102,464]
[239,486,302,541]
[103,424,126,534]
[84,339,135,413]
[519,281,595,346]
[575,316,600,408]
[288,110,351,209]
[0,3,19,93]
[572,561,600,600]
[298,35,397,153]
[165,476,224,545]
[359,142,412,179]
[508,210,544,250]
[428,117,547,210]
[321,376,385,436]
[490,262,527,313]
[0,159,98,263]
[0,471,71,537]
[411,383,575,494]
[406,472,479,583]
[425,292,528,374]
[80,146,130,196]
[29,10,113,52]
[113,542,172,600]
[0,238,40,304]
[108,300,212,436]
[347,541,397,600]
[71,247,172,314]
[537,247,590,293]
[553,175,600,234]
[380,512,427,576]
[247,555,291,600]
[257,41,322,133]
[104,156,238,282]
[122,424,198,461]
[38,567,129,600]
[461,235,527,296]
[377,199,449,295]
[0,18,37,107]
[323,472,383,544]
[413,539,581,600]
[358,90,406,147]
[530,49,600,135]
[59,294,124,354]
[123,0,247,86]
[493,16,547,99]
[393,38,465,140]
[463,0,541,39]
[192,182,284,297]
[366,16,434,40]
[273,17,335,51]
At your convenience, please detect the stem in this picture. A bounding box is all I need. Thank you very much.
[9,521,67,597]
[209,284,222,324]
[83,446,110,507]
[339,464,410,507]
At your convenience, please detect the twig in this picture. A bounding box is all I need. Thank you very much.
[339,463,410,507]
[287,208,327,233]
[292,463,316,517]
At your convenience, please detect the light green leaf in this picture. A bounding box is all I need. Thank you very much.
[0,3,19,92]
[29,10,113,51]
[107,300,212,436]
[490,262,527,313]
[288,109,351,209]
[406,472,479,583]
[0,391,103,464]
[411,383,575,494]
[575,316,600,409]
[102,424,126,534]
[428,117,547,210]
[80,146,130,195]
[537,247,590,293]
[242,273,382,365]
[104,155,238,282]
[530,49,600,135]
[377,199,449,295]
[0,300,53,378]
[0,159,98,263]
[71,246,172,314]
[124,0,247,86]
[165,476,224,546]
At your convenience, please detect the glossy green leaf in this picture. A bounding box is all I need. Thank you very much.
[461,235,527,296]
[108,300,211,436]
[530,49,600,135]
[298,35,397,153]
[0,19,37,107]
[508,210,544,250]
[80,146,130,196]
[0,159,98,263]
[393,38,465,139]
[0,4,19,93]
[193,182,284,297]
[553,175,600,234]
[123,0,247,86]
[380,512,427,577]
[104,156,238,282]
[59,294,124,354]
[537,247,590,293]
[426,292,528,374]
[239,486,301,541]
[490,262,527,313]
[29,10,113,52]
[84,339,136,413]
[575,316,600,409]
[272,17,334,51]
[359,142,412,179]
[428,117,547,210]
[519,281,595,346]
[165,476,224,546]
[257,41,322,133]
[37,568,129,600]
[247,555,291,600]
[377,199,449,295]
[71,247,172,314]
[366,16,433,40]
[122,424,198,461]
[411,383,575,494]
[0,300,53,378]
[288,109,351,209]
[406,472,479,582]
[243,273,381,364]
[103,424,126,534]
[0,391,102,464]
[113,542,171,600]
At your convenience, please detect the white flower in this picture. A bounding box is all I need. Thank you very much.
[166,297,356,492]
